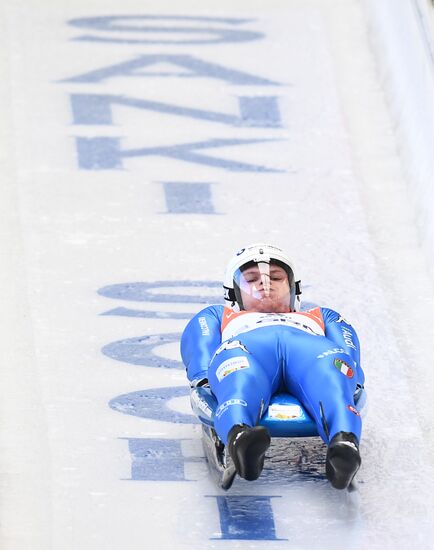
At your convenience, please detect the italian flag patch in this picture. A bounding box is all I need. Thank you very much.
[334,358,354,378]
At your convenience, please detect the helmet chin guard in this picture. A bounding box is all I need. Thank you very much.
[223,243,302,312]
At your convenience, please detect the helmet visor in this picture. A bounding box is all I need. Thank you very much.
[234,260,293,312]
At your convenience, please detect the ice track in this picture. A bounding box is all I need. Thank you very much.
[1,1,434,549]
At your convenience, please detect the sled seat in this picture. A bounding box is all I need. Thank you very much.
[190,385,366,438]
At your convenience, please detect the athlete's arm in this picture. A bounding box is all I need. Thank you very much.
[180,305,223,385]
[321,307,365,386]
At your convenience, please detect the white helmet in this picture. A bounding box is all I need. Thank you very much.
[223,243,302,312]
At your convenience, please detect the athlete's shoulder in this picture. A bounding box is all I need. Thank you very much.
[320,307,352,324]
[297,306,325,332]
[192,304,225,322]
[301,306,323,318]
[182,305,224,340]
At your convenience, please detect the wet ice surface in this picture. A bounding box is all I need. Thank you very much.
[2,0,434,548]
[196,435,434,549]
[263,438,327,484]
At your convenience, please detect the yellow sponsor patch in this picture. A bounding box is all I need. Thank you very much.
[268,403,303,420]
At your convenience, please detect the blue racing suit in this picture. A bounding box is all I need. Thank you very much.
[181,305,364,445]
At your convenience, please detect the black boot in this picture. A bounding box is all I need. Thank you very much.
[326,431,361,490]
[227,424,271,481]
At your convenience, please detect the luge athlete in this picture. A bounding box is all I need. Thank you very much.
[181,243,365,489]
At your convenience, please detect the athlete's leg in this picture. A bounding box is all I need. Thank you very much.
[281,330,362,444]
[208,336,279,445]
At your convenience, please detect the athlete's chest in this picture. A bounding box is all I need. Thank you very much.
[221,308,325,341]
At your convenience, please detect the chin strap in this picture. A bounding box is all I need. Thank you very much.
[295,280,302,296]
[223,285,236,302]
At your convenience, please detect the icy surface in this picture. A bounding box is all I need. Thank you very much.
[1,1,434,549]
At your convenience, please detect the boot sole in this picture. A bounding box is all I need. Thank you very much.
[326,443,361,490]
[235,428,271,481]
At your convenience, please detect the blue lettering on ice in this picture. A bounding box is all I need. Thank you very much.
[76,137,283,172]
[76,138,120,170]
[163,182,217,214]
[63,54,280,85]
[70,93,282,128]
[208,496,286,541]
[123,438,201,481]
[98,280,222,304]
[102,332,182,369]
[68,15,264,45]
[109,386,198,424]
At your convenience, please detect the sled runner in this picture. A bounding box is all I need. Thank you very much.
[190,385,366,490]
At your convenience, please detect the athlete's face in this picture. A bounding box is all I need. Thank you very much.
[238,264,291,313]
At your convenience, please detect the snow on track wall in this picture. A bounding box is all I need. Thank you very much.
[364,0,434,273]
